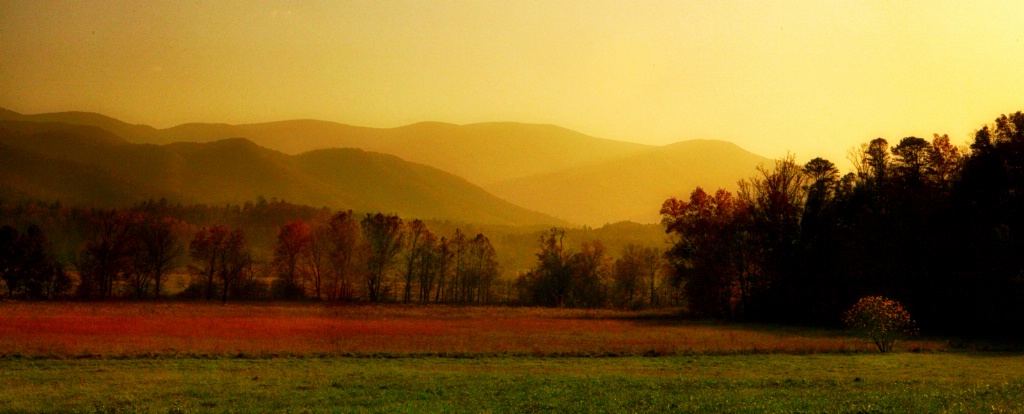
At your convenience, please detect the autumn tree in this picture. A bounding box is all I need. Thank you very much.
[189,225,227,300]
[187,225,226,300]
[802,157,840,224]
[863,138,890,196]
[20,225,70,299]
[612,244,662,308]
[75,210,139,299]
[446,229,468,303]
[463,233,499,304]
[843,296,917,352]
[519,228,573,307]
[416,231,442,303]
[0,225,69,299]
[567,241,610,308]
[661,188,752,317]
[188,225,251,302]
[401,219,431,303]
[302,224,334,300]
[738,155,807,318]
[326,210,362,301]
[217,229,250,303]
[892,136,930,185]
[924,134,962,190]
[431,236,453,303]
[360,213,404,302]
[272,220,311,299]
[127,215,186,298]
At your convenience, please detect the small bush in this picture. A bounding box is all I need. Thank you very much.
[843,296,917,352]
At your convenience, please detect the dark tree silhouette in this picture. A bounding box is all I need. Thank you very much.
[326,210,362,301]
[188,225,250,302]
[401,219,430,303]
[75,210,138,299]
[189,225,228,300]
[360,213,404,302]
[464,233,499,304]
[661,188,751,317]
[217,229,250,304]
[431,236,453,303]
[0,225,22,298]
[612,244,662,308]
[0,225,69,299]
[128,216,185,298]
[413,230,438,303]
[301,224,334,300]
[273,220,311,299]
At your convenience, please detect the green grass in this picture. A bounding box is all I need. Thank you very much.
[2,353,1023,413]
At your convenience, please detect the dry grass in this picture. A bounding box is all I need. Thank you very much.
[0,302,946,357]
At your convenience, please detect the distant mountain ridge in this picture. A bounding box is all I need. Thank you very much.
[0,120,563,226]
[489,140,770,225]
[0,107,773,226]
[0,108,652,185]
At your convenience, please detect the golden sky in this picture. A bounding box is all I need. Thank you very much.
[2,0,1022,165]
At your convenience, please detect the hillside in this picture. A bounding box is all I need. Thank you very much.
[0,120,562,226]
[0,107,164,143]
[1,108,652,185]
[487,140,771,226]
[1,108,774,225]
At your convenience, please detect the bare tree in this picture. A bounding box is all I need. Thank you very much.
[75,210,139,299]
[401,219,430,303]
[273,220,311,299]
[303,225,334,300]
[129,215,185,298]
[326,210,361,301]
[360,213,404,302]
[432,237,453,303]
[218,229,249,304]
[416,231,440,303]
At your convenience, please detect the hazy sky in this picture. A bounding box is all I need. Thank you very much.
[2,0,1022,165]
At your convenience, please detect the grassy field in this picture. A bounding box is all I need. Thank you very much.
[3,354,1024,413]
[0,302,944,357]
[2,302,1021,413]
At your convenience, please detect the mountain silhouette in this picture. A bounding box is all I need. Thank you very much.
[0,108,651,185]
[489,140,770,226]
[0,120,562,226]
[1,108,772,225]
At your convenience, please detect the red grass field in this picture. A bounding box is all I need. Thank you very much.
[0,302,946,357]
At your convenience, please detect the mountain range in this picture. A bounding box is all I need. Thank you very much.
[0,107,771,226]
[0,120,559,226]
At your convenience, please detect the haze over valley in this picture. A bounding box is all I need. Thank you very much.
[0,107,767,226]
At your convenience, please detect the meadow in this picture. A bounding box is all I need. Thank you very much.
[2,302,1022,413]
[0,302,943,357]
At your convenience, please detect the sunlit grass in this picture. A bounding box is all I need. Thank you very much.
[2,354,1022,413]
[0,302,944,357]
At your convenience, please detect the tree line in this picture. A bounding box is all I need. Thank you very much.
[0,200,507,304]
[660,112,1024,338]
[1,197,669,307]
[513,228,671,309]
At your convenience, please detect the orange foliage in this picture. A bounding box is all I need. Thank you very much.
[843,296,918,353]
[0,302,943,357]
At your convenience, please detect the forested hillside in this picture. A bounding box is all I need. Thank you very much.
[0,107,771,225]
[0,120,560,226]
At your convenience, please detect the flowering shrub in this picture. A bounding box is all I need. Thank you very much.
[843,296,917,353]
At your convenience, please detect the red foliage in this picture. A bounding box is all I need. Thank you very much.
[0,303,943,357]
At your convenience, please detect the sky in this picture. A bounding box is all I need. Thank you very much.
[1,0,1022,166]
